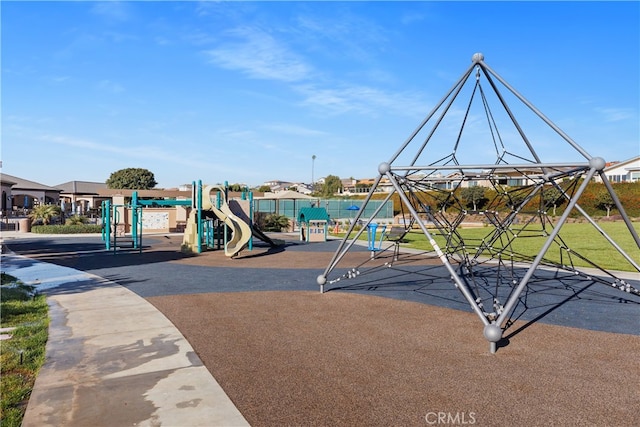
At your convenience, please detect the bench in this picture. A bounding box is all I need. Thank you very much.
[385,226,407,243]
[385,226,408,262]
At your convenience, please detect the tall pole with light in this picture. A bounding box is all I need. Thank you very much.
[311,154,316,193]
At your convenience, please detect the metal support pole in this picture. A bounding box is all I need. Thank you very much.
[496,166,598,328]
[599,171,640,248]
[480,59,593,160]
[386,170,490,326]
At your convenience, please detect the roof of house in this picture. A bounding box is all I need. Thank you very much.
[56,180,108,194]
[0,173,61,192]
[55,182,192,198]
[297,207,330,222]
[0,175,17,186]
[604,155,640,172]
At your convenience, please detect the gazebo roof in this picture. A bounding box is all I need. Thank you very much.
[260,190,316,200]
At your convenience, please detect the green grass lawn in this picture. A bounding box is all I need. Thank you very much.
[335,222,639,272]
[1,273,49,427]
[402,222,640,271]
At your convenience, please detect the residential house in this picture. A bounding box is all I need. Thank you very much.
[596,156,640,183]
[0,173,61,214]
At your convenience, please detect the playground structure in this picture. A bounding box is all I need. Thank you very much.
[298,207,331,242]
[102,181,280,256]
[101,191,186,253]
[317,53,640,353]
[182,182,252,257]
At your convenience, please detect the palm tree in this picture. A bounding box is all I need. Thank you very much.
[29,204,62,225]
[263,214,291,232]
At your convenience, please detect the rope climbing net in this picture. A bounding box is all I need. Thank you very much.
[317,53,640,353]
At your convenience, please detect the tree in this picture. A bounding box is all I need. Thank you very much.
[595,190,616,217]
[29,204,62,225]
[106,168,157,190]
[505,190,527,211]
[542,187,564,217]
[432,191,455,214]
[317,175,342,198]
[460,186,486,211]
[257,185,272,193]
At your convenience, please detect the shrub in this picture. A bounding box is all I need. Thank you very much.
[262,214,291,232]
[371,181,640,218]
[65,215,89,225]
[31,224,102,234]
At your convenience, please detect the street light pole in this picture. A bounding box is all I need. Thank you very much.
[312,154,316,193]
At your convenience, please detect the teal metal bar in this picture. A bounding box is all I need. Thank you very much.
[132,192,139,249]
[137,199,192,207]
[248,191,253,250]
[113,207,120,253]
[101,200,107,242]
[135,206,143,252]
[197,180,203,253]
[104,200,111,250]
[211,220,216,248]
[216,190,228,251]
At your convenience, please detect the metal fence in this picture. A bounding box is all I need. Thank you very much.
[253,198,393,222]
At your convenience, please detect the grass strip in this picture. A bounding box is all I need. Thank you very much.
[1,273,49,427]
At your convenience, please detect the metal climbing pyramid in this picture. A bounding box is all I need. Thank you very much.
[317,53,640,352]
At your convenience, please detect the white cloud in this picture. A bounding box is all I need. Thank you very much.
[595,107,635,123]
[293,11,388,61]
[41,134,126,153]
[97,79,125,94]
[262,123,328,137]
[48,75,71,84]
[38,134,212,170]
[90,2,132,23]
[203,26,312,82]
[295,83,427,118]
[183,29,217,46]
[400,12,426,26]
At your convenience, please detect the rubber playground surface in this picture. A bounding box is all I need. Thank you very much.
[7,234,640,426]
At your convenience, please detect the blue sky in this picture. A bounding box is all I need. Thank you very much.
[2,1,638,189]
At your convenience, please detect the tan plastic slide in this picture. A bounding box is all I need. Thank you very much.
[181,185,252,257]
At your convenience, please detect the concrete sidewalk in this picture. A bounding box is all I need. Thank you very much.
[1,250,249,427]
